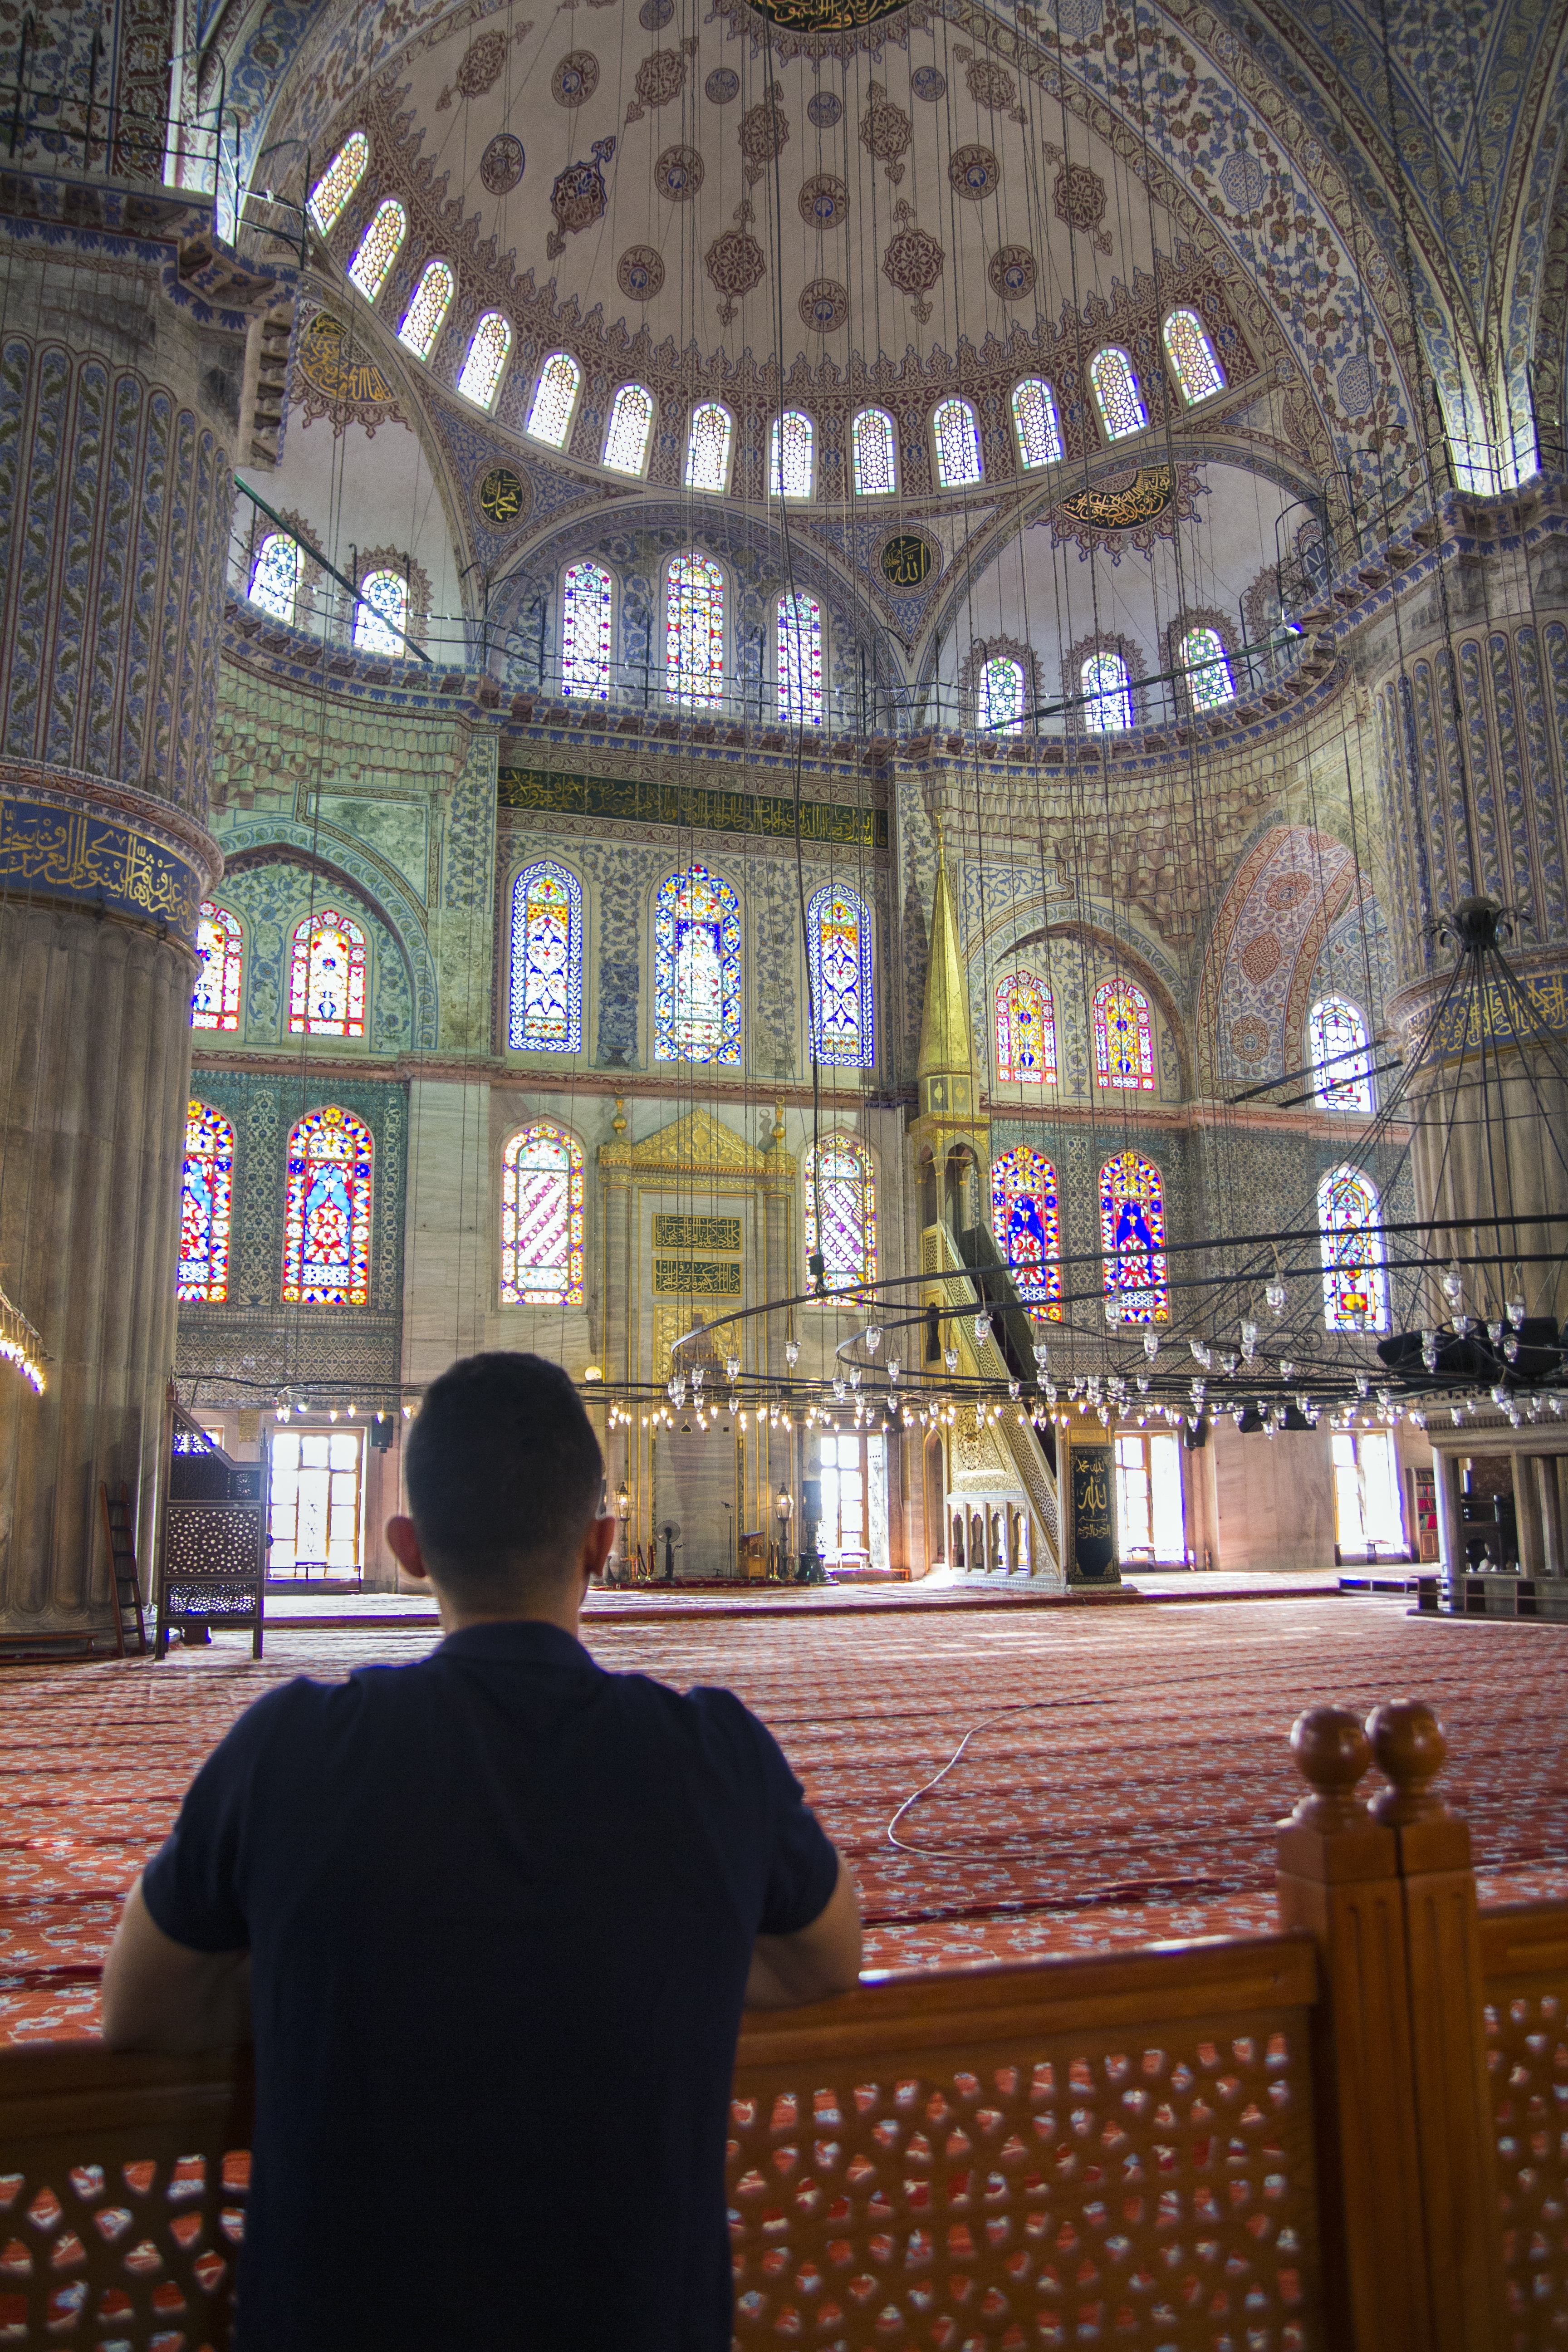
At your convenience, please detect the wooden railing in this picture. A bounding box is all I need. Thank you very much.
[0,1699,1562,2351]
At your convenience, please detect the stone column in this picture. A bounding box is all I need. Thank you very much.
[1539,1454,1567,1575]
[1516,1450,1546,1577]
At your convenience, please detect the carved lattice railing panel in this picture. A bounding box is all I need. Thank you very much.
[1481,1902,1568,2352]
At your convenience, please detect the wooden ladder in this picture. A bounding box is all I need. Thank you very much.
[100,1483,148,1658]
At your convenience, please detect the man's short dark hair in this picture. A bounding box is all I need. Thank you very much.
[404,1352,603,1594]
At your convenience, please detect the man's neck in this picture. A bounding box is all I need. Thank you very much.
[431,1578,588,1641]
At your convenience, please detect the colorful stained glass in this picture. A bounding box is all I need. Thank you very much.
[1319,1165,1387,1331]
[1311,997,1374,1112]
[654,862,741,1063]
[192,902,243,1031]
[250,531,301,623]
[852,407,897,496]
[288,910,367,1037]
[1180,624,1235,710]
[308,133,370,234]
[527,352,581,447]
[347,198,406,299]
[1093,977,1155,1089]
[1164,306,1225,403]
[685,402,734,491]
[769,409,814,498]
[994,971,1057,1084]
[603,382,654,474]
[804,1136,877,1295]
[354,569,407,656]
[1101,1150,1169,1322]
[778,593,823,725]
[501,1123,585,1304]
[178,1102,234,1302]
[1090,346,1147,440]
[808,883,873,1067]
[1011,377,1063,468]
[562,560,613,698]
[457,310,512,408]
[666,550,725,707]
[991,1146,1061,1316]
[398,259,454,359]
[509,861,583,1052]
[979,656,1025,734]
[1082,651,1133,731]
[283,1106,373,1305]
[933,396,983,487]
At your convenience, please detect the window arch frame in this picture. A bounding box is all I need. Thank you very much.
[509,858,585,1055]
[1163,305,1226,405]
[282,1104,374,1306]
[931,394,984,488]
[663,548,727,710]
[526,351,583,449]
[991,1145,1062,1319]
[397,257,455,361]
[354,567,409,657]
[1171,614,1240,715]
[775,590,825,728]
[684,400,736,494]
[653,861,743,1065]
[1080,647,1135,733]
[307,133,369,235]
[806,882,874,1068]
[1093,975,1156,1092]
[994,970,1058,1086]
[978,653,1028,735]
[248,529,302,625]
[178,1100,235,1303]
[1100,1149,1170,1323]
[851,406,898,497]
[500,1122,587,1307]
[602,382,656,476]
[1309,995,1376,1113]
[287,908,369,1038]
[803,1133,878,1301]
[561,558,614,701]
[456,309,513,410]
[347,198,407,301]
[1318,1163,1388,1332]
[769,408,816,500]
[1089,345,1149,441]
[1010,376,1064,470]
[192,901,244,1032]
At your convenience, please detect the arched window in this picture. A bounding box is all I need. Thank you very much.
[178,1102,234,1302]
[654,862,741,1063]
[807,883,874,1068]
[526,352,581,447]
[685,402,734,492]
[1090,346,1147,440]
[777,593,823,726]
[1310,997,1375,1112]
[1011,377,1063,468]
[933,396,983,487]
[1082,651,1133,732]
[347,198,406,300]
[501,1124,586,1305]
[1164,306,1225,404]
[979,655,1026,735]
[665,550,725,708]
[509,860,583,1053]
[457,310,512,408]
[1179,624,1235,710]
[994,971,1057,1085]
[991,1146,1061,1317]
[804,1137,877,1296]
[192,902,243,1031]
[308,133,369,234]
[769,409,814,499]
[1093,977,1155,1090]
[249,532,301,624]
[1101,1150,1169,1322]
[603,382,654,474]
[283,1106,373,1305]
[562,560,613,699]
[1319,1166,1388,1331]
[398,259,454,359]
[354,568,407,656]
[852,407,897,496]
[287,909,368,1037]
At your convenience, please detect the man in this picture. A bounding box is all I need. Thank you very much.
[103,1352,862,2349]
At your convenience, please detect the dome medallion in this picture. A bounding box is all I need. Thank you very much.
[711,0,916,65]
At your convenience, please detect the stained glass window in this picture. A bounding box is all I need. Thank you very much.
[1093,977,1155,1090]
[1011,377,1063,468]
[603,382,654,474]
[778,593,823,726]
[1319,1165,1387,1331]
[994,971,1057,1084]
[562,560,613,698]
[347,198,406,299]
[287,909,367,1037]
[1090,346,1147,440]
[501,1123,585,1304]
[527,352,581,447]
[979,656,1026,734]
[250,531,301,623]
[509,861,583,1052]
[769,409,814,499]
[1180,624,1235,710]
[192,902,243,1031]
[666,550,725,707]
[685,402,734,492]
[933,396,983,487]
[654,862,741,1063]
[807,883,873,1067]
[1082,650,1133,732]
[283,1105,373,1305]
[1101,1150,1169,1322]
[1164,306,1225,403]
[991,1146,1061,1317]
[457,310,512,408]
[1310,997,1374,1112]
[398,259,454,359]
[354,568,407,656]
[804,1136,877,1296]
[178,1102,234,1302]
[852,407,897,496]
[308,134,370,234]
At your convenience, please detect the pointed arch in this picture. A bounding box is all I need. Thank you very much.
[308,134,369,234]
[347,199,406,300]
[1093,976,1155,1089]
[1011,377,1063,468]
[1101,1151,1169,1322]
[192,902,243,1031]
[1178,624,1236,710]
[248,531,300,624]
[777,592,823,725]
[283,1107,373,1304]
[1082,650,1133,732]
[1310,996,1374,1111]
[509,860,583,1052]
[1319,1166,1388,1331]
[1164,307,1225,403]
[603,382,655,474]
[527,352,582,447]
[457,311,512,409]
[685,402,735,491]
[994,971,1057,1084]
[178,1102,235,1302]
[288,909,368,1036]
[932,395,982,486]
[398,259,454,359]
[654,863,741,1063]
[979,655,1026,735]
[1090,346,1147,440]
[354,569,408,657]
[562,560,613,699]
[769,409,815,498]
[991,1147,1061,1318]
[852,407,897,495]
[804,1136,877,1296]
[501,1123,586,1305]
[665,550,725,708]
[807,883,874,1067]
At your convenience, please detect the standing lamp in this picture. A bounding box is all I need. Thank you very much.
[774,1485,794,1579]
[615,1480,631,1583]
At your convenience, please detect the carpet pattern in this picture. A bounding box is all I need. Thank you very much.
[4,1597,1566,2043]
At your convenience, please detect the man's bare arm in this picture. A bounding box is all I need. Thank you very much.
[100,1875,252,2052]
[745,1852,862,2009]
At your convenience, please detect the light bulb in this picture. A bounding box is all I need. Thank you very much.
[1143,1328,1159,1361]
[1507,1294,1525,1326]
[691,1366,705,1391]
[974,1312,990,1343]
[1265,1277,1287,1317]
[1441,1264,1463,1307]
[865,1326,882,1353]
[887,1358,900,1384]
[725,1354,740,1381]
[848,1366,862,1389]
[945,1346,958,1373]
[784,1339,799,1369]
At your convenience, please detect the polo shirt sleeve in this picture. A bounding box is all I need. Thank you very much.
[731,1701,842,1939]
[139,1686,294,1953]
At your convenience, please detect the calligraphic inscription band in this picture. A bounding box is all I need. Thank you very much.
[499,767,887,849]
[1069,1440,1116,1580]
[0,790,208,945]
[652,1258,744,1295]
[1058,467,1176,533]
[652,1214,743,1252]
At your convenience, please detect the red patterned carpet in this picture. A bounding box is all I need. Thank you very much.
[4,1593,1567,2042]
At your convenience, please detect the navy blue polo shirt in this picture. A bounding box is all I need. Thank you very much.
[140,1620,840,2351]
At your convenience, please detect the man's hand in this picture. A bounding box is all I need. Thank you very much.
[745,1853,863,2009]
[100,1876,252,2052]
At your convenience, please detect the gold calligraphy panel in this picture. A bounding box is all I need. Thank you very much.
[297,314,398,407]
[0,795,202,943]
[652,1214,743,1252]
[1058,466,1176,533]
[653,1258,743,1295]
[498,767,887,849]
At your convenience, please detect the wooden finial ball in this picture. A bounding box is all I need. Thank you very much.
[1366,1700,1449,1824]
[1287,1706,1373,1826]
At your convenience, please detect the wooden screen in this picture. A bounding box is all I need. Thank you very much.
[1482,1900,1568,2352]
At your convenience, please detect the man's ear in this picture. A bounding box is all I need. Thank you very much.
[387,1515,430,1583]
[581,1513,617,1583]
